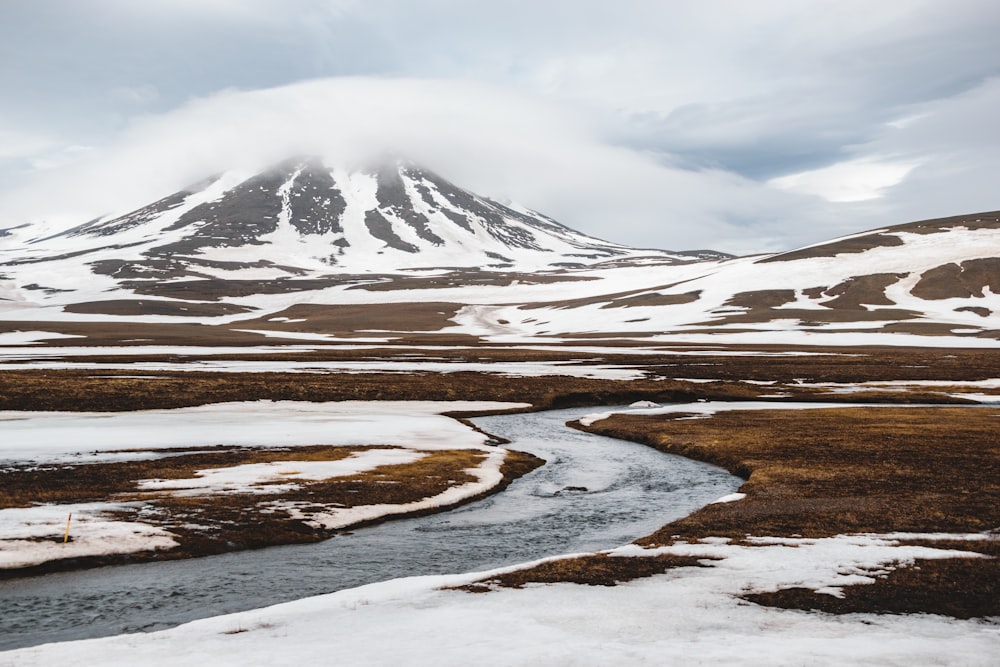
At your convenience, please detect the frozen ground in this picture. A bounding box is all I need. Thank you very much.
[578,400,886,426]
[1,221,998,349]
[134,449,428,497]
[0,400,528,465]
[4,533,997,666]
[0,502,179,570]
[0,401,527,570]
[0,356,647,379]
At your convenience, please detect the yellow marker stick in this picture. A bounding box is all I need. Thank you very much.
[63,513,72,543]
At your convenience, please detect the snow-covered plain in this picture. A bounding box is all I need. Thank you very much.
[4,533,997,666]
[788,378,1000,402]
[578,400,886,427]
[0,331,85,345]
[437,226,1000,344]
[2,218,998,349]
[135,449,428,496]
[0,400,527,465]
[0,356,647,379]
[0,502,178,570]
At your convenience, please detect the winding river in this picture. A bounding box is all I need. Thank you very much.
[0,406,741,651]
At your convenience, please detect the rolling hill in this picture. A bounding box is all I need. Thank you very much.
[0,158,996,347]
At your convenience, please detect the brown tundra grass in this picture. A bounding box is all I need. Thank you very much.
[567,406,999,618]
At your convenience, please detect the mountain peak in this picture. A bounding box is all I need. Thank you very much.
[1,157,702,295]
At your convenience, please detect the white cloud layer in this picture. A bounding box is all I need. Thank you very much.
[0,1,998,254]
[0,78,803,253]
[770,158,921,203]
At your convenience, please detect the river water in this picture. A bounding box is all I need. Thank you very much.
[0,406,741,651]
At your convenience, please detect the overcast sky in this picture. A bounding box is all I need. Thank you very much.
[1,0,998,254]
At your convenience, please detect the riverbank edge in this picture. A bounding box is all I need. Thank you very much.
[535,405,1000,619]
[0,446,543,581]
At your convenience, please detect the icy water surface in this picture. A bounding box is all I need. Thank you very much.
[0,406,741,651]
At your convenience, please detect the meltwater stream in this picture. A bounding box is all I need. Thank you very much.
[0,407,741,651]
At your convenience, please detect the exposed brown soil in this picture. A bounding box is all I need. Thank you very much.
[0,370,745,413]
[0,445,544,579]
[759,232,904,263]
[893,211,1000,234]
[0,320,280,346]
[722,289,797,310]
[956,306,991,317]
[233,302,465,334]
[640,346,1000,383]
[127,278,351,301]
[64,299,254,317]
[0,445,375,509]
[344,270,597,292]
[520,282,698,311]
[1,344,997,412]
[745,539,999,619]
[701,306,921,327]
[878,321,998,338]
[459,553,716,592]
[819,273,904,309]
[694,283,966,327]
[912,258,1000,300]
[581,407,1000,539]
[572,406,999,617]
[686,276,976,328]
[759,211,999,263]
[600,291,701,309]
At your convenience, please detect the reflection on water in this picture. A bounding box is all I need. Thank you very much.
[0,406,740,651]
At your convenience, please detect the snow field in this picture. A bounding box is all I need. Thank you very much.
[0,357,648,379]
[135,449,429,496]
[4,533,996,666]
[0,400,529,465]
[0,502,179,570]
[266,447,507,530]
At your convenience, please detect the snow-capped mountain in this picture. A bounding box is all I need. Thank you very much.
[0,157,706,287]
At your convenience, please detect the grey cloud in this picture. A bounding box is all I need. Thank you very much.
[851,77,1000,223]
[607,2,1000,181]
[2,1,999,254]
[0,78,811,254]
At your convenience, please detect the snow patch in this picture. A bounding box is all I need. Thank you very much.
[710,492,746,504]
[136,449,427,496]
[0,400,530,465]
[0,330,86,345]
[268,448,507,530]
[0,502,178,569]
